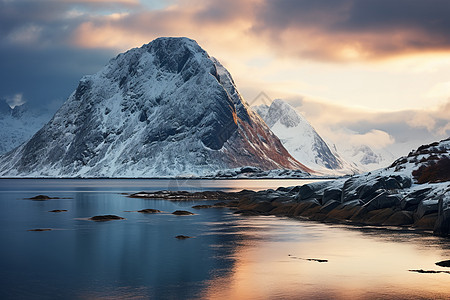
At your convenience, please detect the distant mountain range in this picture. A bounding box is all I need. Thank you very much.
[0,37,309,177]
[253,99,359,175]
[0,100,52,155]
[253,99,395,174]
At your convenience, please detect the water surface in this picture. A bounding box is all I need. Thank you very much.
[0,179,449,299]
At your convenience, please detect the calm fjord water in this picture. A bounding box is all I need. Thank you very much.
[0,179,449,299]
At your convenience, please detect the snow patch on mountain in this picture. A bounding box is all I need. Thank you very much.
[0,100,52,155]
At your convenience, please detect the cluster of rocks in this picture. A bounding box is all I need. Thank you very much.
[232,174,448,233]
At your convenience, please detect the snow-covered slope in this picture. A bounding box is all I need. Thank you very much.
[336,144,395,172]
[253,99,358,175]
[0,37,310,178]
[0,101,52,155]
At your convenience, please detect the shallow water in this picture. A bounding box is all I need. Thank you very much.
[0,179,449,299]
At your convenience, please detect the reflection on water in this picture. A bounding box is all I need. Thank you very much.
[0,179,449,299]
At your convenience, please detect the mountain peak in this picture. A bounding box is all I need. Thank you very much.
[0,37,308,177]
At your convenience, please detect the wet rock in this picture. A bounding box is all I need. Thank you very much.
[270,204,295,216]
[292,200,320,216]
[89,215,125,221]
[322,188,342,205]
[409,269,450,274]
[383,211,413,226]
[365,208,395,225]
[49,210,68,213]
[252,202,275,213]
[416,200,439,219]
[326,200,363,221]
[172,210,194,216]
[233,210,260,216]
[434,192,450,237]
[138,209,162,213]
[414,213,438,230]
[319,200,341,213]
[29,195,52,200]
[192,205,213,209]
[436,260,450,267]
[400,188,432,210]
[175,235,192,239]
[356,180,386,201]
[28,228,52,231]
[363,192,401,211]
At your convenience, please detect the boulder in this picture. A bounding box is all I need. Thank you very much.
[383,211,413,226]
[175,235,192,239]
[365,208,395,225]
[363,192,401,211]
[341,177,361,203]
[385,177,401,190]
[433,192,450,237]
[322,188,342,205]
[356,179,386,201]
[414,213,438,230]
[416,200,439,219]
[292,200,320,216]
[89,215,125,221]
[391,175,412,188]
[319,200,341,213]
[172,210,194,216]
[400,188,432,210]
[138,209,162,213]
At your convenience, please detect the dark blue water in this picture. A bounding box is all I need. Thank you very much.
[1,179,450,299]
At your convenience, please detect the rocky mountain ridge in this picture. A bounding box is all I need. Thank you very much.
[0,37,309,177]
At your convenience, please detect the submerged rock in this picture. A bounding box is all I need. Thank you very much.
[175,235,192,239]
[49,210,68,213]
[172,210,194,216]
[138,209,162,213]
[89,215,125,221]
[436,260,450,267]
[28,228,52,231]
[192,205,213,209]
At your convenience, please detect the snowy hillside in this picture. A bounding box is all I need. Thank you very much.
[253,99,359,175]
[0,37,310,178]
[0,101,52,155]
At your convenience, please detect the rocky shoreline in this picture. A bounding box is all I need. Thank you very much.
[128,139,450,237]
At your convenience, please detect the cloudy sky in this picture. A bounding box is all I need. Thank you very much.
[1,0,449,160]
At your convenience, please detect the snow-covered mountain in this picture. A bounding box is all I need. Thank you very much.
[253,99,358,175]
[0,37,310,177]
[336,144,395,172]
[0,100,52,155]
